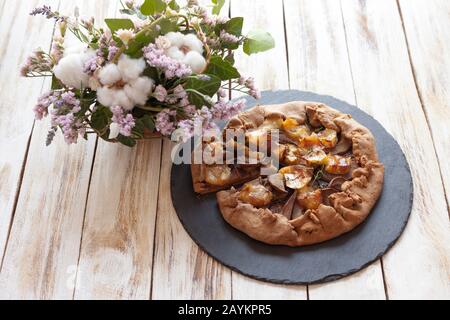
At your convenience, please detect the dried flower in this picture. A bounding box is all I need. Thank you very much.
[110,106,135,137]
[153,85,168,102]
[211,99,246,120]
[30,5,65,22]
[155,109,177,135]
[115,28,135,45]
[143,43,192,79]
[220,30,240,44]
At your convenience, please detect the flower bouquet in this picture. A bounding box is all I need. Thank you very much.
[22,0,274,147]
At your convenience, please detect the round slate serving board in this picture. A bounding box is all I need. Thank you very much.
[170,90,413,284]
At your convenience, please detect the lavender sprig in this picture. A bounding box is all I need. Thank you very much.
[30,5,65,22]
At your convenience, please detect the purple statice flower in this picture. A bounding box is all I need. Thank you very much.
[47,90,84,144]
[176,119,195,142]
[238,76,261,99]
[52,113,84,144]
[143,44,192,79]
[30,5,65,22]
[61,91,81,112]
[217,88,227,99]
[211,99,245,121]
[153,85,168,102]
[155,108,177,136]
[107,44,119,62]
[20,49,53,76]
[174,106,219,142]
[220,30,240,44]
[182,104,196,115]
[110,106,135,136]
[173,85,187,99]
[83,54,102,75]
[33,91,57,120]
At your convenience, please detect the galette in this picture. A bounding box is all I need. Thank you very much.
[191,101,384,246]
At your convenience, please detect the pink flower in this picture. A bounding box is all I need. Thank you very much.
[155,108,177,136]
[211,99,246,120]
[143,43,192,79]
[153,85,168,102]
[110,106,135,137]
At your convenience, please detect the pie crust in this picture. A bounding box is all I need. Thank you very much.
[192,101,384,246]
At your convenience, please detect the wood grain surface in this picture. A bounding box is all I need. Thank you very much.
[0,0,448,300]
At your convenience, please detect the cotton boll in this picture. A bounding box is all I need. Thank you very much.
[109,122,120,139]
[97,87,116,107]
[114,89,135,110]
[124,76,154,105]
[183,34,204,54]
[53,53,90,89]
[88,77,101,91]
[183,51,206,73]
[165,32,184,48]
[166,46,184,61]
[117,55,146,82]
[64,43,88,55]
[98,63,122,86]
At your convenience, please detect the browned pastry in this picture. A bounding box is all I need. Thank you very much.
[192,101,384,246]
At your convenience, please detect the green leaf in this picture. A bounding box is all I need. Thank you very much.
[205,56,240,80]
[158,17,178,34]
[211,0,225,15]
[243,29,275,55]
[168,0,180,10]
[185,74,221,96]
[51,75,63,90]
[186,90,214,108]
[223,17,243,36]
[224,53,235,65]
[117,134,137,147]
[132,118,145,138]
[141,114,155,131]
[140,0,167,16]
[125,28,159,57]
[104,18,134,33]
[90,105,112,131]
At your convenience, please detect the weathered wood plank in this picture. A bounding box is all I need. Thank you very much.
[284,0,386,300]
[398,0,450,211]
[151,0,233,300]
[151,141,231,299]
[0,0,117,300]
[74,139,161,300]
[230,0,307,300]
[0,0,58,268]
[341,0,450,299]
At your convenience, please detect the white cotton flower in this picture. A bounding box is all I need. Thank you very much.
[155,36,171,50]
[117,55,146,82]
[53,46,95,89]
[109,122,120,139]
[166,46,185,61]
[114,89,134,110]
[183,34,203,54]
[98,63,122,86]
[163,32,206,73]
[96,54,153,110]
[115,28,135,45]
[124,76,154,105]
[97,86,116,107]
[88,77,101,91]
[183,51,206,73]
[165,32,184,48]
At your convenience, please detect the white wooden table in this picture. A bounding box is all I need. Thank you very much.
[0,0,449,300]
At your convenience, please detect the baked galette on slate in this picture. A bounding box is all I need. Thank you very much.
[191,101,384,246]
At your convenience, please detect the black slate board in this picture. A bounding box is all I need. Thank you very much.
[170,90,413,284]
